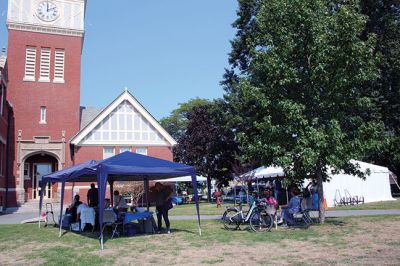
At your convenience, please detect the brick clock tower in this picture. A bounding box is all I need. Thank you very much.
[6,0,86,205]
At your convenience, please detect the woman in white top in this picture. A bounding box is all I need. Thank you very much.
[113,190,128,211]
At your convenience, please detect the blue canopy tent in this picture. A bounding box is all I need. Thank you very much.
[40,152,201,249]
[38,160,98,231]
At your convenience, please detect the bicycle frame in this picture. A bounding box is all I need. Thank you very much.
[228,201,259,223]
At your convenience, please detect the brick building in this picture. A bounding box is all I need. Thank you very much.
[0,49,12,211]
[2,0,176,209]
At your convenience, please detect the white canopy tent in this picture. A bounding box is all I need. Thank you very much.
[240,165,284,180]
[241,160,395,207]
[155,176,207,182]
[323,160,395,207]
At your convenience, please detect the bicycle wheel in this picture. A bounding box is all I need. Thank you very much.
[222,208,241,230]
[249,210,273,232]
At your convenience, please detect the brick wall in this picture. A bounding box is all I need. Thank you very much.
[6,30,82,205]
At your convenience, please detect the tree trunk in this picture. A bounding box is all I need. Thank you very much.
[316,168,325,224]
[207,176,212,202]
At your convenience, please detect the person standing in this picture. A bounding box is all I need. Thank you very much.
[87,183,99,207]
[213,189,222,208]
[152,182,173,234]
[273,178,282,203]
[113,190,128,212]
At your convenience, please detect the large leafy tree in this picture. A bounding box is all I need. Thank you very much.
[224,0,385,222]
[174,101,238,200]
[360,0,400,178]
[159,98,211,140]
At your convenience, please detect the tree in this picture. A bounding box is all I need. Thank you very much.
[224,0,385,223]
[114,181,145,206]
[174,101,239,200]
[360,0,400,179]
[159,98,211,140]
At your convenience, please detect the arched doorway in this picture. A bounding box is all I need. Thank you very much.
[24,153,59,200]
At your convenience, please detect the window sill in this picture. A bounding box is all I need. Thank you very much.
[39,121,47,124]
[38,78,50,83]
[23,77,35,82]
[53,78,65,84]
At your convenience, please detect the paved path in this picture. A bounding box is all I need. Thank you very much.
[1,209,399,224]
[171,209,400,220]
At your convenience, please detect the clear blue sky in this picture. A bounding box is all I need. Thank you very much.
[0,1,238,119]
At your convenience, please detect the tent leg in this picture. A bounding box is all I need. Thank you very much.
[286,188,289,205]
[59,182,65,237]
[38,182,45,228]
[191,173,201,236]
[110,181,114,207]
[144,179,149,211]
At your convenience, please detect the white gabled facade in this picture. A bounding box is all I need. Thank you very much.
[71,89,177,147]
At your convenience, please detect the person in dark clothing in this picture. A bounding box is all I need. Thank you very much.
[273,179,282,203]
[152,182,173,234]
[69,194,82,223]
[87,183,99,207]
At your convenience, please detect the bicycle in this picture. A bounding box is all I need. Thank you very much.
[222,200,273,232]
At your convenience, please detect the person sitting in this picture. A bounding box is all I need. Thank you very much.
[262,189,278,214]
[279,187,301,226]
[104,198,112,209]
[68,194,82,223]
[113,190,128,212]
[248,191,258,207]
[76,202,89,222]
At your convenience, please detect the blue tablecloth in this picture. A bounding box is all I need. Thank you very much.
[123,211,153,225]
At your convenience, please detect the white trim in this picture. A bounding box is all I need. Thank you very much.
[7,22,84,37]
[76,142,171,147]
[71,90,177,146]
[40,106,47,124]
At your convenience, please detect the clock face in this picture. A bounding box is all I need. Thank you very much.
[36,1,60,22]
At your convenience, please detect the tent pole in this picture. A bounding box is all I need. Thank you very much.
[97,166,108,250]
[191,173,201,236]
[59,181,65,237]
[286,186,289,204]
[38,180,45,228]
[144,178,149,211]
[110,180,114,207]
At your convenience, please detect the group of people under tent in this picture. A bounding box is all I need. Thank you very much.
[214,179,319,227]
[65,182,174,234]
[253,181,319,227]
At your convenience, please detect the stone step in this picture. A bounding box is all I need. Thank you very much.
[6,201,61,214]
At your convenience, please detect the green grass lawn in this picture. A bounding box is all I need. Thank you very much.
[0,215,399,265]
[329,199,400,210]
[154,199,400,217]
[144,202,230,216]
[168,202,227,216]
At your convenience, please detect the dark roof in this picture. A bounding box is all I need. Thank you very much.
[80,106,103,129]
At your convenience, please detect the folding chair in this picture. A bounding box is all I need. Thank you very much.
[102,210,121,239]
[45,203,57,227]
